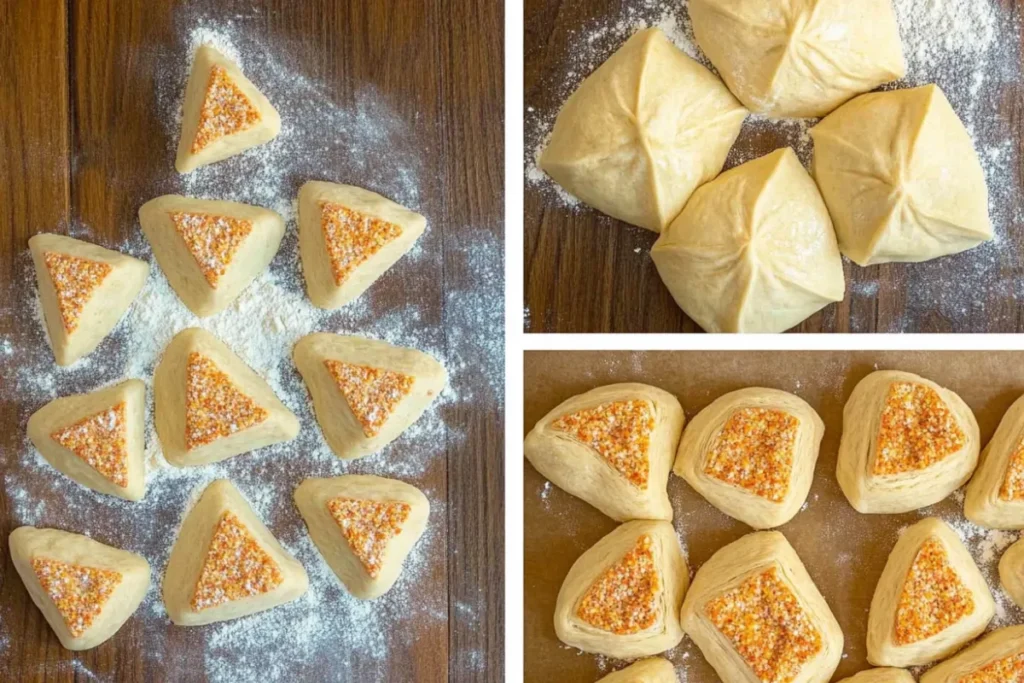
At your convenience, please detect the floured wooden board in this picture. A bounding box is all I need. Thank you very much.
[524,351,1024,681]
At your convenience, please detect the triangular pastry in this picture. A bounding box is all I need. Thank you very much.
[838,670,915,683]
[294,475,429,600]
[836,370,980,514]
[867,518,994,667]
[999,539,1024,608]
[920,625,1024,683]
[964,393,1024,529]
[293,333,446,460]
[297,181,426,309]
[681,531,843,683]
[154,328,299,466]
[596,658,676,683]
[27,379,146,501]
[674,387,825,529]
[9,526,150,650]
[29,233,149,366]
[175,45,280,173]
[162,480,308,625]
[138,195,285,317]
[525,383,684,522]
[554,520,688,659]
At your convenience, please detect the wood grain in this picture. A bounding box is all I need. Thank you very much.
[0,0,503,681]
[524,0,1024,334]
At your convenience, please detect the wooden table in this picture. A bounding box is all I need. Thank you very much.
[0,1,503,681]
[524,0,1024,333]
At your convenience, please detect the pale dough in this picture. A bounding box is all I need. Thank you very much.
[298,180,426,310]
[154,328,299,466]
[964,392,1024,529]
[998,539,1024,608]
[138,195,285,317]
[681,531,843,683]
[292,333,447,460]
[162,479,308,626]
[524,383,685,522]
[27,379,146,501]
[837,669,914,683]
[651,148,845,334]
[673,387,825,529]
[176,45,280,173]
[689,0,905,118]
[294,475,429,600]
[920,625,1024,683]
[866,517,994,668]
[29,233,149,366]
[811,84,991,266]
[597,658,677,683]
[836,370,979,514]
[539,27,747,233]
[9,526,150,650]
[554,520,687,659]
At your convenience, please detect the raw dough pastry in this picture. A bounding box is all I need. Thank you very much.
[138,195,285,317]
[298,181,426,309]
[651,148,845,334]
[175,45,280,173]
[154,328,299,466]
[681,531,843,683]
[27,379,146,501]
[29,233,149,366]
[9,526,150,650]
[673,387,825,529]
[554,520,687,659]
[920,625,1024,683]
[162,479,308,626]
[837,670,914,683]
[293,333,446,460]
[998,539,1024,608]
[964,393,1024,529]
[866,517,994,668]
[597,658,677,683]
[539,27,747,233]
[811,85,991,266]
[836,370,979,514]
[525,383,685,522]
[294,475,429,600]
[689,0,905,118]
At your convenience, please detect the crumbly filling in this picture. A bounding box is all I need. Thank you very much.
[323,360,414,438]
[191,511,283,611]
[51,402,129,488]
[551,400,655,489]
[874,382,966,476]
[43,251,112,333]
[894,537,974,645]
[191,64,261,153]
[1000,437,1024,501]
[704,408,800,502]
[169,212,253,287]
[958,652,1024,682]
[32,557,122,637]
[319,202,403,286]
[185,352,269,450]
[575,534,660,634]
[327,497,411,578]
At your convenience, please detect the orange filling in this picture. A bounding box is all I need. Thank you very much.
[32,557,122,637]
[169,212,253,287]
[324,360,415,438]
[704,408,799,502]
[552,400,655,489]
[43,251,112,334]
[319,202,403,286]
[575,534,660,634]
[958,652,1024,682]
[894,537,974,645]
[327,497,411,578]
[1000,437,1024,501]
[51,402,129,488]
[191,511,283,611]
[191,64,261,153]
[185,352,268,450]
[705,567,822,683]
[874,382,966,476]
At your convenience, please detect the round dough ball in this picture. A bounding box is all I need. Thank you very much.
[651,147,845,333]
[689,0,905,118]
[811,84,991,266]
[540,27,747,233]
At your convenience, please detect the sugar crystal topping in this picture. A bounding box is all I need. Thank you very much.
[874,382,966,476]
[191,64,261,153]
[327,497,412,579]
[894,537,974,645]
[170,211,254,287]
[551,399,655,489]
[43,251,112,334]
[1000,436,1024,501]
[324,360,414,438]
[319,202,404,286]
[191,511,283,611]
[51,402,129,488]
[704,566,822,683]
[185,352,269,450]
[32,557,122,637]
[704,407,800,502]
[958,652,1024,682]
[575,534,660,634]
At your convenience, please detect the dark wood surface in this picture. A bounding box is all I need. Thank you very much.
[0,1,503,681]
[524,0,1024,333]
